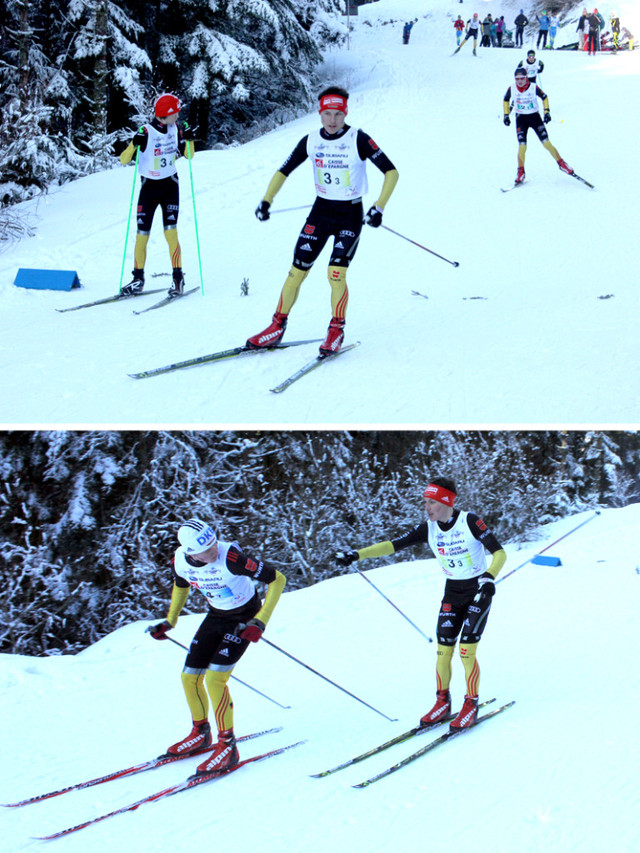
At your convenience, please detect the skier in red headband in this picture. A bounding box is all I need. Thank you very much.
[247,85,399,357]
[335,476,507,731]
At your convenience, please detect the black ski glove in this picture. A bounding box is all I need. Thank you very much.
[544,111,552,123]
[133,127,146,149]
[180,122,194,141]
[335,549,359,567]
[503,115,511,126]
[476,572,496,598]
[255,201,271,221]
[365,205,383,228]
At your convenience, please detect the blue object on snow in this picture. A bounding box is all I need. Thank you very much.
[531,555,562,566]
[14,268,81,291]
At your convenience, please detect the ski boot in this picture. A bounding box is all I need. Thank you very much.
[166,720,212,756]
[246,311,288,349]
[121,269,144,297]
[195,729,239,776]
[449,695,479,731]
[419,689,451,727]
[319,316,345,357]
[168,268,185,298]
[557,158,574,176]
[515,166,525,184]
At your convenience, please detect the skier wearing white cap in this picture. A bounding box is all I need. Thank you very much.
[119,93,195,299]
[334,477,506,732]
[149,519,286,775]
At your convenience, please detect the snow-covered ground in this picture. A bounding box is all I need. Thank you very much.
[1,0,638,426]
[1,504,638,852]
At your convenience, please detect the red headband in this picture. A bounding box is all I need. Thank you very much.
[319,94,348,114]
[424,484,456,506]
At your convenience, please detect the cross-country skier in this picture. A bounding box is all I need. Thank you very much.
[149,519,286,775]
[453,13,481,55]
[517,49,544,82]
[119,94,194,298]
[503,66,574,185]
[334,478,507,731]
[247,86,398,357]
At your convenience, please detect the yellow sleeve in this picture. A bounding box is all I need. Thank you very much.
[486,549,507,579]
[263,171,287,205]
[503,99,512,117]
[374,168,399,210]
[119,141,137,166]
[356,541,396,561]
[166,582,190,627]
[542,95,550,112]
[184,140,195,160]
[254,570,286,627]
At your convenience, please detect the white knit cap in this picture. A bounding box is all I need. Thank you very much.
[177,518,217,554]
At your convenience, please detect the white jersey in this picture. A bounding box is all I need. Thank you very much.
[173,540,257,611]
[138,123,179,180]
[522,58,543,79]
[427,511,489,580]
[512,83,541,115]
[307,127,368,201]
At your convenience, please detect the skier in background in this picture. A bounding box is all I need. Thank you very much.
[454,15,465,46]
[334,478,507,731]
[536,11,550,48]
[149,519,286,775]
[518,49,544,82]
[402,20,415,44]
[514,9,529,47]
[587,9,600,53]
[247,86,398,358]
[453,13,481,55]
[503,66,575,185]
[609,12,620,51]
[119,94,194,298]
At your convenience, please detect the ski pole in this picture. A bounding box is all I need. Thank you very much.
[260,637,398,722]
[147,630,291,709]
[186,143,205,295]
[381,224,460,267]
[119,146,139,292]
[354,567,433,643]
[497,510,601,585]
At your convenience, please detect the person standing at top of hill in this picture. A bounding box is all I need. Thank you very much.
[334,478,507,731]
[503,66,575,185]
[536,11,550,48]
[119,94,194,299]
[514,9,529,47]
[586,9,601,53]
[148,519,286,775]
[548,14,560,48]
[246,86,399,358]
[453,13,481,55]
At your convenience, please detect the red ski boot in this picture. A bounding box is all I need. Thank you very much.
[515,166,525,184]
[246,311,288,349]
[319,316,345,357]
[419,689,451,727]
[449,695,479,731]
[557,158,574,176]
[166,720,212,756]
[195,729,239,776]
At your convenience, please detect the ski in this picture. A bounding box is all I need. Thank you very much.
[132,285,200,314]
[567,170,594,189]
[33,740,305,840]
[310,699,495,779]
[55,289,165,313]
[128,339,323,379]
[270,341,361,394]
[2,727,282,808]
[353,700,515,788]
[500,181,525,193]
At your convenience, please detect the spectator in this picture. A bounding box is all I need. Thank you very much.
[514,9,529,47]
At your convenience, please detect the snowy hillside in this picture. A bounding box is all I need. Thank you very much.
[1,0,638,426]
[1,504,638,852]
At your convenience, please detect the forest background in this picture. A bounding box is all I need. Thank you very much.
[2,430,638,657]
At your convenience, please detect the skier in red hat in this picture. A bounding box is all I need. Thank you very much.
[334,477,507,731]
[119,93,194,298]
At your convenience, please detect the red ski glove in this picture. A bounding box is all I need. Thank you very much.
[148,620,172,640]
[239,618,265,643]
